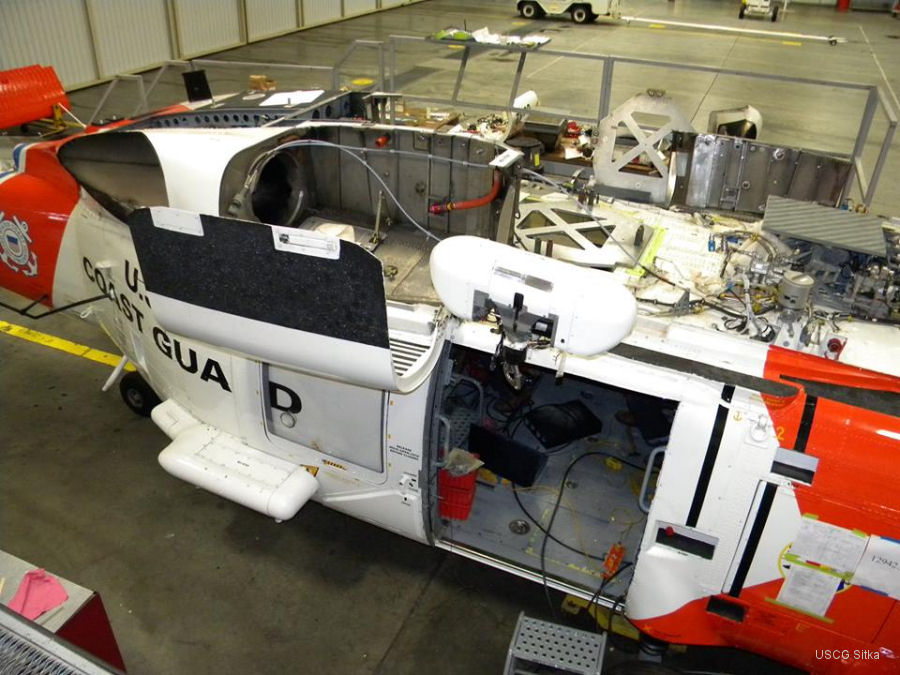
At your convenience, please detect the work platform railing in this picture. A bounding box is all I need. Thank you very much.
[83,34,895,209]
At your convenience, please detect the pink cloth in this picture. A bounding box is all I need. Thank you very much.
[8,569,68,621]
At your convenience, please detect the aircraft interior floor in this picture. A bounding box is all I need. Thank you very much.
[437,363,658,601]
[2,1,897,673]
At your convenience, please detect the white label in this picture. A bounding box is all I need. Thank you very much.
[776,564,841,617]
[261,90,324,106]
[787,516,867,574]
[489,148,523,169]
[852,536,900,599]
[150,207,204,236]
[272,226,340,259]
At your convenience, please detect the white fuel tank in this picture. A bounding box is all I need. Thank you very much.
[430,236,636,356]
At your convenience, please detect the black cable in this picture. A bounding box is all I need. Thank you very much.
[444,378,479,410]
[512,488,606,562]
[485,397,511,423]
[585,561,633,633]
[510,447,649,562]
[607,593,625,635]
[0,293,107,319]
[540,451,635,621]
[502,397,534,433]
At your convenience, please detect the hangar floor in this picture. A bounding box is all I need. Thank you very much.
[1,1,897,673]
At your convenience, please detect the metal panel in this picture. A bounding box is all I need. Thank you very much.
[173,0,242,58]
[302,0,342,25]
[0,0,97,89]
[87,0,172,77]
[381,0,408,6]
[344,0,377,15]
[685,134,851,214]
[246,0,297,41]
[762,196,888,257]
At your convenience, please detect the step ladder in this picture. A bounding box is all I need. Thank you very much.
[504,613,606,675]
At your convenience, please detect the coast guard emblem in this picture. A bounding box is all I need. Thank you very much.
[0,211,38,277]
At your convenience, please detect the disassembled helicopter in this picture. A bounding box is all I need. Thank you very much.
[1,63,898,674]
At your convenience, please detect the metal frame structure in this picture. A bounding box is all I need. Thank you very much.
[384,35,896,208]
[83,35,896,208]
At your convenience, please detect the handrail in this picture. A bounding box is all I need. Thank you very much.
[381,34,896,208]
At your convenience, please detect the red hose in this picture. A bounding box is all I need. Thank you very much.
[429,172,501,215]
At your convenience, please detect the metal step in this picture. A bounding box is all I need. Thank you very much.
[504,613,606,675]
[0,605,119,674]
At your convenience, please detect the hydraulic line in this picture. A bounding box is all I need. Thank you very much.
[429,172,501,215]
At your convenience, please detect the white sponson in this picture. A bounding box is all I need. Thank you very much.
[152,399,318,521]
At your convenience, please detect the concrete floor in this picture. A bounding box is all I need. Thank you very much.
[1,1,898,673]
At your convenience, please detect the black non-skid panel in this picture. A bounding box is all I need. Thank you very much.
[128,209,390,349]
[770,460,815,484]
[706,596,746,623]
[686,385,735,528]
[793,394,819,453]
[728,482,777,598]
[655,527,716,560]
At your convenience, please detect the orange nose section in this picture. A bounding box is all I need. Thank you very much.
[0,140,79,307]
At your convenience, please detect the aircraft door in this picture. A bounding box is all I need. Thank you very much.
[263,363,387,477]
[126,206,398,392]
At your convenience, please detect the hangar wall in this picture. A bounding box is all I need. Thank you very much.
[0,0,424,90]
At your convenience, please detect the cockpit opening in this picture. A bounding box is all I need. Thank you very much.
[250,149,308,226]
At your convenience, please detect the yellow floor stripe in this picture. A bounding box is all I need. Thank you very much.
[649,24,666,29]
[782,41,802,47]
[0,320,134,370]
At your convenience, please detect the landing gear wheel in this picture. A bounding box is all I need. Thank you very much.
[520,1,542,18]
[119,371,161,417]
[771,4,779,21]
[603,664,683,675]
[571,5,593,23]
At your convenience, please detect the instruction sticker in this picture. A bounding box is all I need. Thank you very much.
[776,564,841,617]
[786,516,867,574]
[852,536,900,599]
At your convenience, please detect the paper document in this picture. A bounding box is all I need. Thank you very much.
[852,536,900,599]
[787,516,867,574]
[776,564,841,617]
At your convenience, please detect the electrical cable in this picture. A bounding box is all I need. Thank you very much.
[519,169,758,319]
[282,139,441,241]
[585,561,634,634]
[512,488,606,562]
[538,451,644,621]
[247,138,451,242]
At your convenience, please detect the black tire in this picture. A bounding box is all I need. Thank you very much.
[572,5,593,23]
[519,1,542,18]
[738,5,746,19]
[119,371,161,417]
[771,4,779,21]
[603,663,682,675]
